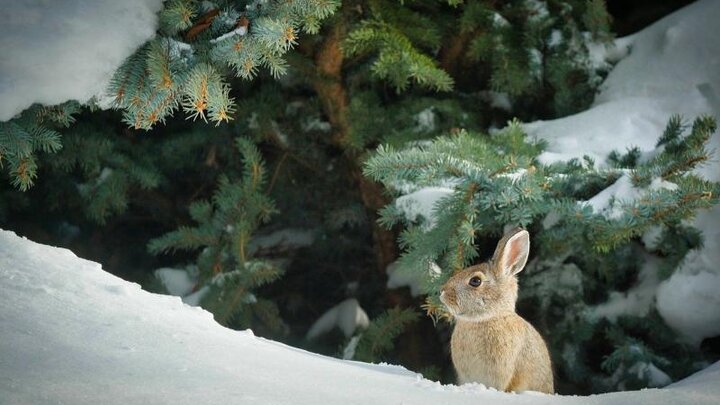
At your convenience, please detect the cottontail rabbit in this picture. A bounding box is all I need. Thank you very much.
[440,228,553,393]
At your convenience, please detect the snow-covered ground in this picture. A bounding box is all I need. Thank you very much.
[1,228,719,404]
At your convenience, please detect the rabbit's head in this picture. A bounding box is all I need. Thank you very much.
[440,228,530,321]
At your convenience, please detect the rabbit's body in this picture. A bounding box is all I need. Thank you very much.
[451,314,553,392]
[440,228,554,393]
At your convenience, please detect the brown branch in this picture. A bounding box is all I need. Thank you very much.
[267,152,289,194]
[310,10,397,272]
[184,9,220,41]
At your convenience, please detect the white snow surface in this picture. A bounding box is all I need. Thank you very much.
[1,229,720,404]
[0,0,163,121]
[524,0,720,343]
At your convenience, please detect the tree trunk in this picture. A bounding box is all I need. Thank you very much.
[310,14,398,273]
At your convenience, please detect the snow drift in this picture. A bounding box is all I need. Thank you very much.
[1,229,719,404]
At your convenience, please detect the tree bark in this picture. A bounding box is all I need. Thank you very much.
[310,14,398,273]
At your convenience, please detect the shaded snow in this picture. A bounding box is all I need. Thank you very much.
[584,173,637,219]
[656,203,720,344]
[583,174,678,219]
[386,260,424,296]
[247,228,316,256]
[591,255,660,322]
[1,229,720,404]
[657,270,720,346]
[305,298,370,339]
[155,268,195,296]
[0,0,163,121]
[414,108,437,132]
[395,187,454,229]
[386,260,442,297]
[622,362,672,389]
[306,298,369,340]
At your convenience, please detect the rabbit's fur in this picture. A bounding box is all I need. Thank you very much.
[440,228,553,393]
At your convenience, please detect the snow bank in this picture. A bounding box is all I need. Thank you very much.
[524,0,720,343]
[1,229,720,404]
[0,0,163,121]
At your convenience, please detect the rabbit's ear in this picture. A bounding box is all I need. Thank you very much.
[492,228,530,277]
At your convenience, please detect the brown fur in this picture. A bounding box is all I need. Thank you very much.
[440,228,554,393]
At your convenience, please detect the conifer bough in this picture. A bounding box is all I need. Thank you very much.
[109,0,339,130]
[364,115,719,390]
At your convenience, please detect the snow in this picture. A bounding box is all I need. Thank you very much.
[0,0,163,121]
[306,298,370,340]
[155,268,195,297]
[342,335,361,360]
[480,90,513,111]
[620,362,672,389]
[524,0,720,342]
[386,260,442,297]
[2,228,720,404]
[210,26,248,43]
[386,261,423,296]
[395,187,454,230]
[656,270,720,346]
[591,255,660,322]
[414,107,437,132]
[641,225,663,250]
[583,174,677,220]
[302,117,332,133]
[656,204,720,344]
[525,0,549,23]
[182,285,209,307]
[247,228,316,256]
[525,0,720,167]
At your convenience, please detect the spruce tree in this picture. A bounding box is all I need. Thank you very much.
[5,0,713,394]
[364,116,719,391]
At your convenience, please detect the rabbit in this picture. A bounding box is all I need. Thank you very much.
[440,228,554,393]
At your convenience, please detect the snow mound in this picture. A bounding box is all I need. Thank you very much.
[0,0,163,121]
[1,229,719,404]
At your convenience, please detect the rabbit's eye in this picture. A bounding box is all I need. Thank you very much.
[468,276,482,287]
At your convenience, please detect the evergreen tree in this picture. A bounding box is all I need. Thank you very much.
[6,0,711,394]
[148,138,284,332]
[364,115,719,391]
